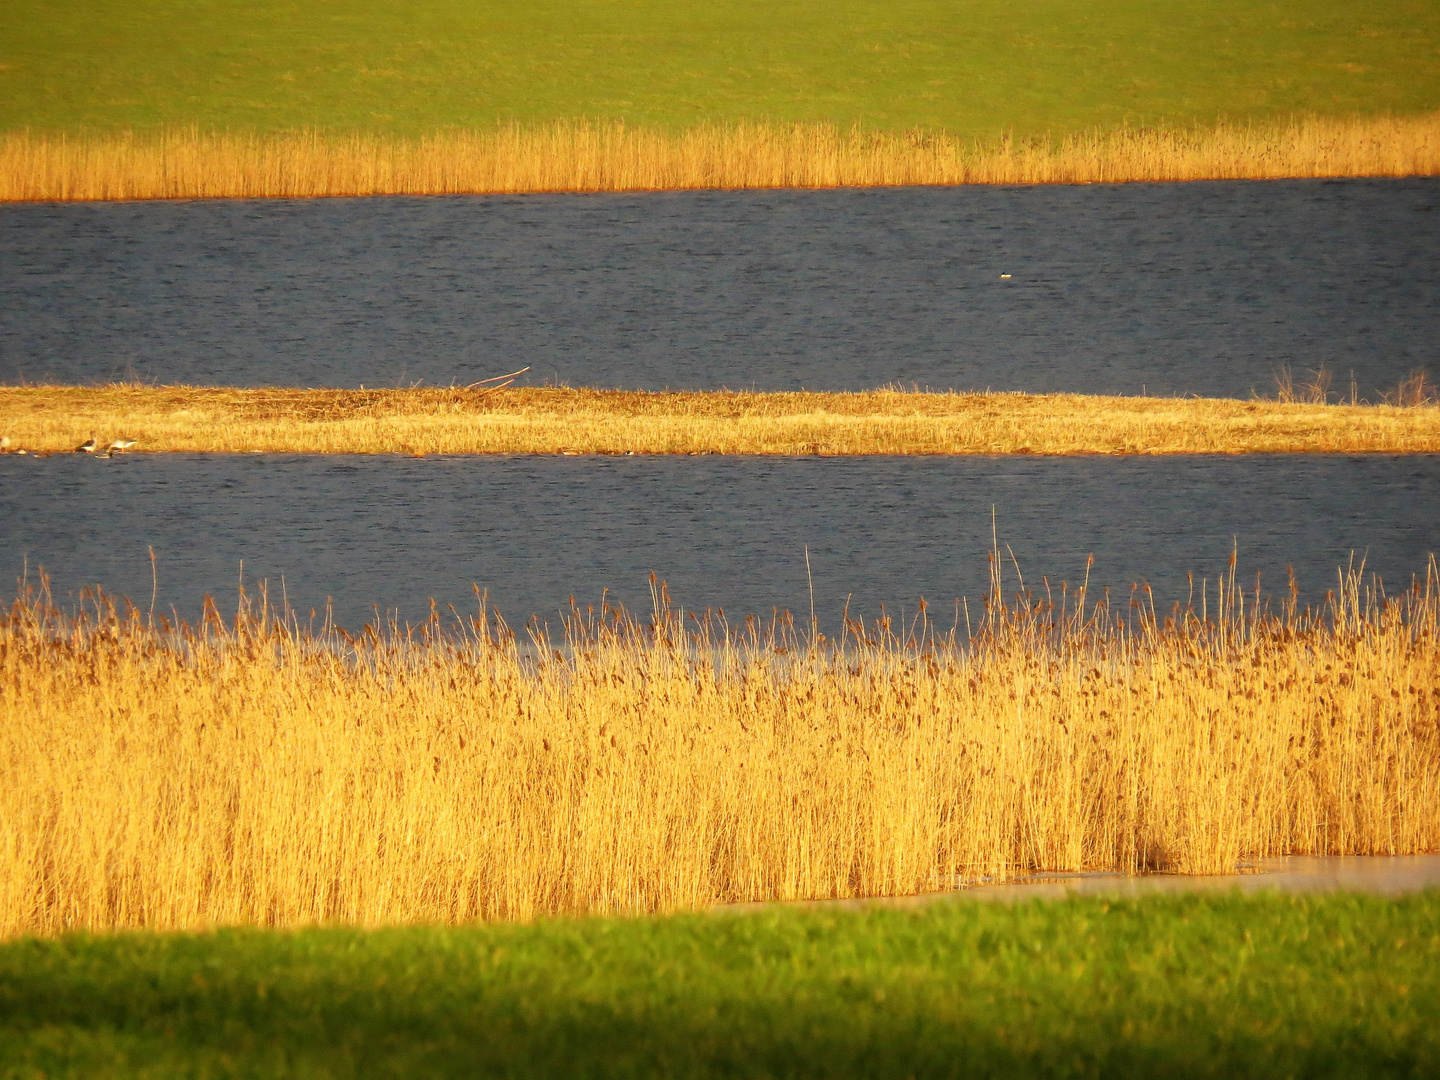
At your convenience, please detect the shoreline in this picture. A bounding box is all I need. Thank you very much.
[3,385,1439,457]
[4,115,1439,202]
[721,855,1440,913]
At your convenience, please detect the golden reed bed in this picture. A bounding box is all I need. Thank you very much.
[3,385,1439,457]
[2,560,1437,936]
[3,115,1439,201]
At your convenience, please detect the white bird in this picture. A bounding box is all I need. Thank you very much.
[0,435,10,451]
[107,438,137,455]
[76,437,97,453]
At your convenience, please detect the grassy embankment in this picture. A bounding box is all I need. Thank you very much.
[3,560,1437,937]
[4,386,1440,455]
[3,0,1440,197]
[3,892,1439,1078]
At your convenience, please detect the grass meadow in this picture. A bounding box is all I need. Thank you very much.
[3,892,1439,1078]
[4,0,1439,136]
[4,385,1440,456]
[3,1,1440,196]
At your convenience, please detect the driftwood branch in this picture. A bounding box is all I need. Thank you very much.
[465,366,531,393]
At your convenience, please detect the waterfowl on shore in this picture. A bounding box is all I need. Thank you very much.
[106,438,137,455]
[75,437,97,453]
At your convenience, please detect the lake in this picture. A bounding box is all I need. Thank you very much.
[4,179,1438,625]
[3,178,1437,398]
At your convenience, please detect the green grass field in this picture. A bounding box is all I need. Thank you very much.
[2,0,1439,137]
[3,892,1438,1079]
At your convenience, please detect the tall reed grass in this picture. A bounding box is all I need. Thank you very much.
[4,115,1439,201]
[3,553,1438,938]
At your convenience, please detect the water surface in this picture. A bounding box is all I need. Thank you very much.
[3,179,1436,396]
[728,856,1440,909]
[4,454,1436,630]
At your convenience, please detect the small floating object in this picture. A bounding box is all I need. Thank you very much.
[75,437,96,453]
[559,447,581,455]
[999,273,1012,279]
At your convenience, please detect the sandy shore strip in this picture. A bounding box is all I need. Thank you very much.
[3,385,1440,457]
[720,855,1440,912]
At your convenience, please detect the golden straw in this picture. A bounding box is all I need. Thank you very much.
[3,386,1438,456]
[3,115,1439,202]
[2,558,1437,937]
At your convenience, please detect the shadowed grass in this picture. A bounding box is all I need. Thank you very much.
[2,892,1438,1078]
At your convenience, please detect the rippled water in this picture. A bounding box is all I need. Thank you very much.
[4,179,1437,397]
[5,181,1437,622]
[4,453,1437,630]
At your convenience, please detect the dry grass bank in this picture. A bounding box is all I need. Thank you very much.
[3,115,1439,201]
[2,385,1439,457]
[2,560,1438,937]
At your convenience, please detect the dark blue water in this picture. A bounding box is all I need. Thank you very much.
[3,454,1436,630]
[5,182,1437,624]
[3,179,1437,397]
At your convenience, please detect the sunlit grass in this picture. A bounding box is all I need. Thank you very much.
[5,0,1439,135]
[3,384,1439,456]
[3,892,1439,1078]
[3,557,1437,937]
[3,115,1438,201]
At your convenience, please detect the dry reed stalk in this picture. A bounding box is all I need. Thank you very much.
[2,115,1439,201]
[3,385,1440,456]
[2,558,1438,938]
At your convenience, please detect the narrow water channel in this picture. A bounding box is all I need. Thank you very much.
[4,452,1437,629]
[4,178,1437,397]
